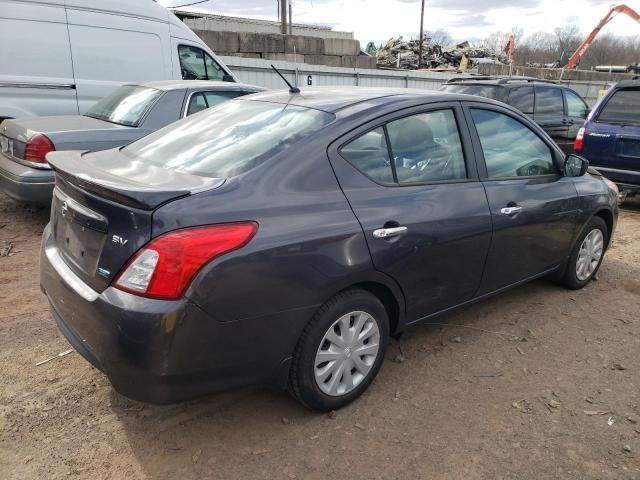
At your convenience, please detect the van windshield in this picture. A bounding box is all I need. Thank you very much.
[84,85,163,127]
[122,100,335,178]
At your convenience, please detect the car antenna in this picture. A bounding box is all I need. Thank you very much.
[270,64,300,94]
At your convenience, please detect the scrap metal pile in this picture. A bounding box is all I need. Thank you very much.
[376,37,505,71]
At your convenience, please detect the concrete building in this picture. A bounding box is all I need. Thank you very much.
[173,9,376,69]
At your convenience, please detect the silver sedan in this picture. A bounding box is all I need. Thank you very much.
[0,80,264,205]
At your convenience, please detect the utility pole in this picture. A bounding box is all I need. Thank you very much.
[280,0,288,34]
[289,2,292,35]
[417,0,425,69]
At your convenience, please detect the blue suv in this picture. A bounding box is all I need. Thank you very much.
[575,79,640,196]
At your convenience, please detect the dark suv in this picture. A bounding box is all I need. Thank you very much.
[574,79,640,196]
[441,77,590,154]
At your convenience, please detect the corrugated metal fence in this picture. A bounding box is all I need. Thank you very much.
[221,56,613,106]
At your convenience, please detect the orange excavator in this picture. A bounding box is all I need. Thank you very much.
[563,4,640,69]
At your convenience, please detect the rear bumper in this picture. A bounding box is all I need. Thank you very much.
[591,166,640,188]
[0,152,54,204]
[39,224,312,403]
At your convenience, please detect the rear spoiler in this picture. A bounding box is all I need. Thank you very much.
[47,150,224,210]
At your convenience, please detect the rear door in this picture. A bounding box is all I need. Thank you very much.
[328,103,492,322]
[464,102,579,294]
[534,86,568,151]
[586,87,640,185]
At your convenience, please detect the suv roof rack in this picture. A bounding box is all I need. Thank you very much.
[445,75,558,85]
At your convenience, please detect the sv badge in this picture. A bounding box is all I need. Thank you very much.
[112,235,128,246]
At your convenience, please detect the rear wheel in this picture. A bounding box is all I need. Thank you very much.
[289,289,389,411]
[562,217,607,289]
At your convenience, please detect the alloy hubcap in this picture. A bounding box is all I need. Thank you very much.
[576,229,604,281]
[314,311,380,397]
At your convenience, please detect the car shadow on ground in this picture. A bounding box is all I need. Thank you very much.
[106,273,602,479]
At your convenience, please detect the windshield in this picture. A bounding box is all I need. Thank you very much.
[84,85,163,127]
[441,84,499,99]
[122,100,335,178]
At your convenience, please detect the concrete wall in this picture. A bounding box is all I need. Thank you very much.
[179,11,353,40]
[222,56,614,108]
[194,30,374,69]
[219,55,465,90]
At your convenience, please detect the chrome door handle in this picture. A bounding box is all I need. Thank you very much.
[500,206,523,215]
[373,226,408,239]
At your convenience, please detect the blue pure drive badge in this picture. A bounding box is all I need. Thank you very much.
[97,267,111,278]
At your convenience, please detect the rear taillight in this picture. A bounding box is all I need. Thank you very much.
[113,222,258,300]
[574,127,585,151]
[24,134,55,164]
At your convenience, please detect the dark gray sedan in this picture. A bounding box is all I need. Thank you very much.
[0,80,264,205]
[40,88,618,411]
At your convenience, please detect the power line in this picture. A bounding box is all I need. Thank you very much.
[168,0,209,9]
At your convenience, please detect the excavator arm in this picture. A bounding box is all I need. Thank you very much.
[565,4,640,69]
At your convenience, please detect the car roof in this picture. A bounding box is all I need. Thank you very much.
[131,80,264,91]
[242,87,483,113]
[614,78,640,88]
[444,76,561,88]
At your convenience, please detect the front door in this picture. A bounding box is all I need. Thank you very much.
[465,104,580,294]
[328,104,493,322]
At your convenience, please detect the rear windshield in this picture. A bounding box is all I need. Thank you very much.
[123,100,335,178]
[441,84,499,99]
[598,88,640,125]
[84,85,162,127]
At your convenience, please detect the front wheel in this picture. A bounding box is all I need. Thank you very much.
[562,216,608,289]
[289,289,389,411]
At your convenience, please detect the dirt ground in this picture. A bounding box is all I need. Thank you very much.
[1,192,640,480]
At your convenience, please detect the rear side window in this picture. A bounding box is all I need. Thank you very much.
[598,88,640,125]
[340,128,393,183]
[441,85,499,99]
[179,45,225,81]
[471,109,556,178]
[340,109,466,185]
[565,90,588,118]
[508,87,534,114]
[124,100,334,178]
[535,87,564,115]
[186,91,240,116]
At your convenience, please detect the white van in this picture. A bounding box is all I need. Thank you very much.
[0,0,237,120]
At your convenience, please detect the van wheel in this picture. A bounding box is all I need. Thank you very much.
[563,217,607,289]
[289,289,389,412]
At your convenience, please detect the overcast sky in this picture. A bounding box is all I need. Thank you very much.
[159,0,640,45]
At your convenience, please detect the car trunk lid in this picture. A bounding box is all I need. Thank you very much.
[47,149,224,292]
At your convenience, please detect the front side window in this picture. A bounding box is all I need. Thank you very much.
[340,109,466,185]
[508,86,534,114]
[535,87,564,115]
[123,100,334,178]
[565,90,588,118]
[598,88,640,125]
[84,85,162,127]
[179,45,225,81]
[386,110,466,184]
[471,109,556,178]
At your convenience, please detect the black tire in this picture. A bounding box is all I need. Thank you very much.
[562,216,608,289]
[289,289,389,412]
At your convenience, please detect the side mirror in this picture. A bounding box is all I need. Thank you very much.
[563,154,589,177]
[222,74,235,83]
